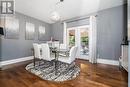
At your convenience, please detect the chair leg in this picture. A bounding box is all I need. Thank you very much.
[50,60,54,66]
[68,61,75,70]
[34,57,36,68]
[40,59,43,67]
[39,59,41,67]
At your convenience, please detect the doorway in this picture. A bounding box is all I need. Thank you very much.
[67,25,90,60]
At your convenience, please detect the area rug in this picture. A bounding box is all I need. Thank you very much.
[25,60,80,82]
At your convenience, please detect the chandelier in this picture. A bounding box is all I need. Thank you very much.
[50,0,64,22]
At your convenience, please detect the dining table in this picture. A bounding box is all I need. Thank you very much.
[31,46,69,75]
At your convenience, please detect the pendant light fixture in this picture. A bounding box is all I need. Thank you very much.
[50,0,64,22]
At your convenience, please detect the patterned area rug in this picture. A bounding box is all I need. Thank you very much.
[26,60,80,82]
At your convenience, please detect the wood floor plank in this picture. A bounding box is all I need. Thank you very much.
[0,59,128,87]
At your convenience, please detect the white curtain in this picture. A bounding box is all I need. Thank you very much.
[89,16,97,63]
[62,22,67,48]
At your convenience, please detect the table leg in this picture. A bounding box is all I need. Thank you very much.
[55,51,60,75]
[32,49,35,68]
[55,60,57,75]
[55,52,57,75]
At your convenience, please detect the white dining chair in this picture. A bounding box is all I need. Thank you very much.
[58,46,78,64]
[33,43,42,67]
[60,44,68,50]
[59,44,69,57]
[33,43,42,59]
[41,43,55,61]
[53,41,60,49]
[47,41,53,47]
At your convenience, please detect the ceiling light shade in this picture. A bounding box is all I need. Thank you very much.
[50,11,61,22]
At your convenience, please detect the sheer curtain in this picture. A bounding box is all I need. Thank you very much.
[89,16,97,63]
[63,22,67,44]
[61,22,67,49]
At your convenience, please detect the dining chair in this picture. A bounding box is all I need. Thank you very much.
[59,44,69,57]
[47,41,53,47]
[33,43,42,67]
[58,46,78,64]
[33,43,42,59]
[53,41,60,49]
[41,43,55,61]
[60,44,68,50]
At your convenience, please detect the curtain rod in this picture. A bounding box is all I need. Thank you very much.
[62,15,97,24]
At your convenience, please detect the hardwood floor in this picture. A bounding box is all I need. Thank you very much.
[0,59,128,87]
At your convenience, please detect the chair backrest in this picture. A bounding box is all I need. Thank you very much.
[47,41,60,49]
[69,46,78,62]
[47,41,53,47]
[41,43,52,61]
[33,43,41,59]
[53,41,60,49]
[60,44,68,50]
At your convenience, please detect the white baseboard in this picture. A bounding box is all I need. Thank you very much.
[77,57,119,66]
[97,59,119,66]
[77,57,89,60]
[0,56,34,68]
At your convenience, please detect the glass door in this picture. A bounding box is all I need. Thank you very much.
[67,26,89,60]
[78,27,89,59]
[67,29,76,49]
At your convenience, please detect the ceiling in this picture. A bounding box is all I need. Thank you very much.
[15,0,126,24]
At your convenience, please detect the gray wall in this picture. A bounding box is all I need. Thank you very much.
[0,12,51,61]
[51,5,127,60]
[97,5,126,60]
[51,22,64,42]
[128,0,130,41]
[128,0,130,86]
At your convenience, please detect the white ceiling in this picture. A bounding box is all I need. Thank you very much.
[15,0,126,24]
